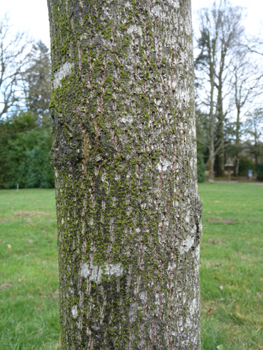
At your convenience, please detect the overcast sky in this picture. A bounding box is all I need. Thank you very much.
[1,0,263,49]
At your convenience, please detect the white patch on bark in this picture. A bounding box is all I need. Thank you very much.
[53,61,74,89]
[139,291,147,302]
[81,261,124,283]
[196,244,200,259]
[179,236,195,255]
[151,5,163,17]
[120,115,133,124]
[167,0,180,8]
[80,32,88,40]
[190,298,197,315]
[127,25,142,36]
[156,159,172,172]
[71,305,78,319]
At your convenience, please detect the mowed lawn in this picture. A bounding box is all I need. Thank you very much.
[199,183,263,350]
[0,184,263,349]
[0,189,60,350]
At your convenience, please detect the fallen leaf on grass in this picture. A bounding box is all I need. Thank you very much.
[206,308,213,315]
[206,238,223,245]
[260,278,263,281]
[215,263,221,267]
[28,240,34,244]
[0,283,11,290]
[214,200,219,203]
[1,218,8,223]
[52,290,59,298]
[257,292,263,298]
[7,244,11,249]
[208,218,236,223]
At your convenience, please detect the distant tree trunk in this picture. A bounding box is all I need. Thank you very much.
[234,107,241,176]
[215,79,225,177]
[208,59,216,182]
[196,3,245,182]
[47,1,202,349]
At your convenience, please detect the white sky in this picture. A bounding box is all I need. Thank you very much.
[1,0,263,50]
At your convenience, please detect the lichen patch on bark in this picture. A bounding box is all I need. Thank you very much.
[53,61,74,89]
[81,261,124,283]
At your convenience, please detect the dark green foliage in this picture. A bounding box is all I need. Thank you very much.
[238,155,255,176]
[197,152,205,183]
[0,41,53,189]
[0,112,54,189]
[23,41,51,123]
[256,163,263,181]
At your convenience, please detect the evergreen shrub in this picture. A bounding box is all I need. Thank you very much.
[238,155,255,176]
[256,163,263,181]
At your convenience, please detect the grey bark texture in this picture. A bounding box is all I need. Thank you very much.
[47,0,202,349]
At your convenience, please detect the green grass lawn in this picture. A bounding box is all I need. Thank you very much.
[0,184,263,349]
[0,189,60,350]
[199,183,263,350]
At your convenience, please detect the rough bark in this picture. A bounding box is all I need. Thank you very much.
[47,0,202,349]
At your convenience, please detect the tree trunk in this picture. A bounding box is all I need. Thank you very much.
[47,1,202,349]
[215,84,224,177]
[207,37,216,182]
[234,107,241,176]
[208,71,215,182]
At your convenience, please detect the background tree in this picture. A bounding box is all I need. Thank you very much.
[47,0,202,349]
[195,1,244,180]
[246,108,263,168]
[0,14,31,118]
[22,40,51,124]
[230,51,263,175]
[0,112,54,189]
[0,28,53,189]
